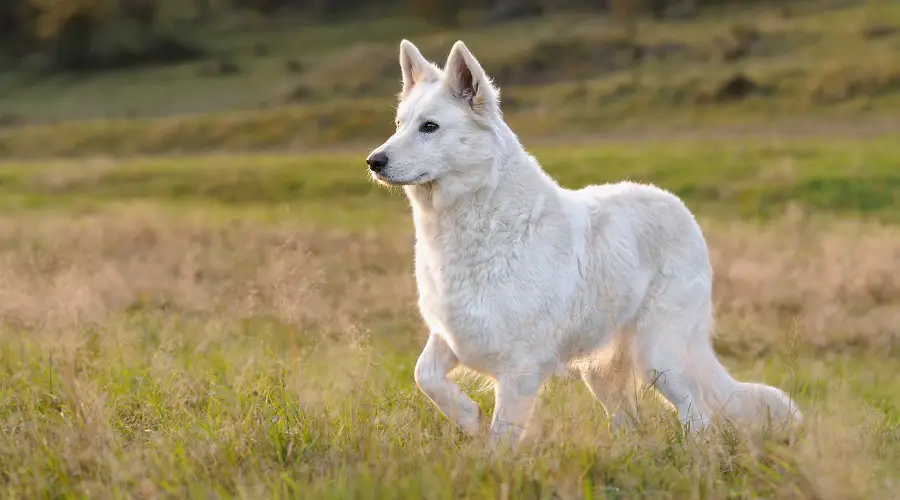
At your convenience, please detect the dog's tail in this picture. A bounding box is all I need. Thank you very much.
[690,340,803,431]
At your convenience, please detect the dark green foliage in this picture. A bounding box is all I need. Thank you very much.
[0,0,820,73]
[13,0,206,72]
[0,0,38,62]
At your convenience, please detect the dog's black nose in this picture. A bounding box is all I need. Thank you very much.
[366,151,389,173]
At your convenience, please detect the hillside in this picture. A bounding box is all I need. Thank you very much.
[1,1,900,156]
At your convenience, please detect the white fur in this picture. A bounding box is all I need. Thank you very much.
[367,40,803,449]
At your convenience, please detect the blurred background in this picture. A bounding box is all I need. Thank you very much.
[1,0,898,154]
[1,2,900,497]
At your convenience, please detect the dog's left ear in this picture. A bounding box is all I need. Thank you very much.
[444,41,499,114]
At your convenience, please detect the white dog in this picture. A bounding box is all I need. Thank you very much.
[366,39,802,449]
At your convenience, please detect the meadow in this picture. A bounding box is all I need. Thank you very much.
[1,137,899,498]
[1,1,900,498]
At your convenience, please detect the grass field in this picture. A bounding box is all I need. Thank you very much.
[1,1,900,498]
[1,136,899,498]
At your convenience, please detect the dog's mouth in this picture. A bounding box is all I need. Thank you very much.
[371,172,431,187]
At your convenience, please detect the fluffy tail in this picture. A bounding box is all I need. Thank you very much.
[692,342,803,431]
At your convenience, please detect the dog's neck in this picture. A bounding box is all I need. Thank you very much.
[403,127,557,239]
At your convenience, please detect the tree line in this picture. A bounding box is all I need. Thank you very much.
[0,0,770,72]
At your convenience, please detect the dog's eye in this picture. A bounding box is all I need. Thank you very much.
[419,121,439,133]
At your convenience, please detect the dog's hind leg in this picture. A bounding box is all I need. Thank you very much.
[630,279,719,432]
[415,334,486,437]
[578,340,640,431]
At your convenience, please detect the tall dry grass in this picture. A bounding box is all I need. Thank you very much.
[0,205,897,498]
[1,206,896,354]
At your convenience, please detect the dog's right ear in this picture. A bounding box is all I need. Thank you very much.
[399,39,439,98]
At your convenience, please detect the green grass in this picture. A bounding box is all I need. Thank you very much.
[1,135,899,497]
[2,326,897,498]
[1,135,898,223]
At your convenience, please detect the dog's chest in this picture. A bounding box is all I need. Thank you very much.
[411,233,571,369]
[415,240,521,327]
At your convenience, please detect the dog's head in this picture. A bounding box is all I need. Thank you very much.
[365,40,502,188]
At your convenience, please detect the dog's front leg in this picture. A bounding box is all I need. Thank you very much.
[489,370,546,451]
[414,334,485,437]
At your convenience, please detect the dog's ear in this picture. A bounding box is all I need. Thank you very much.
[444,40,499,114]
[399,39,439,98]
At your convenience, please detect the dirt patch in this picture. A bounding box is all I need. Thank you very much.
[687,73,770,105]
[861,24,898,40]
[0,113,24,129]
[198,57,241,77]
[712,73,762,102]
[285,84,314,102]
[284,58,305,74]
